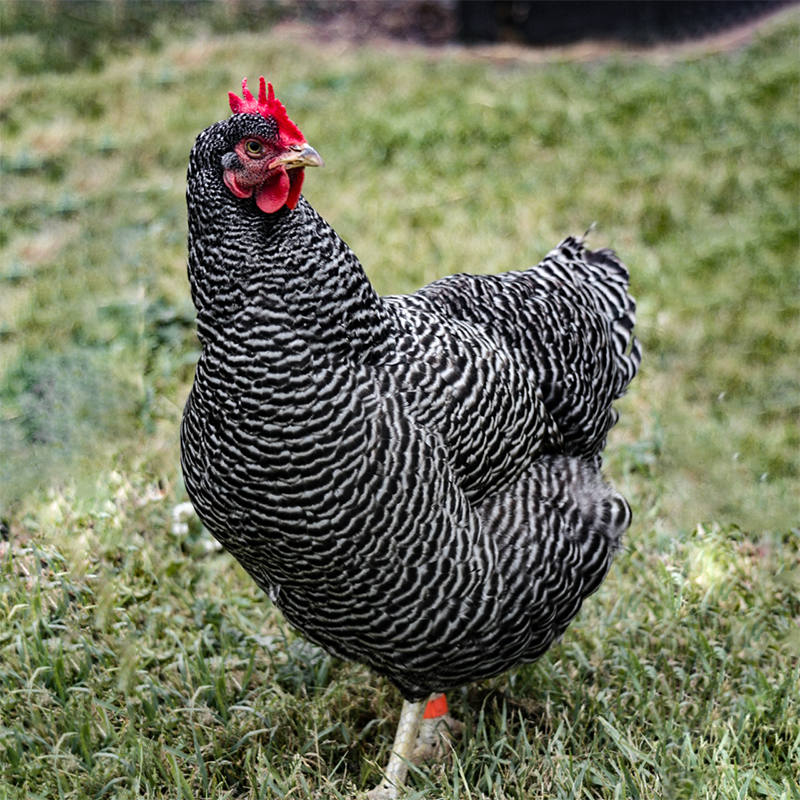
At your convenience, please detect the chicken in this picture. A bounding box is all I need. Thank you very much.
[181,77,641,797]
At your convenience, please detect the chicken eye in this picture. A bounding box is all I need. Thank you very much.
[244,140,264,157]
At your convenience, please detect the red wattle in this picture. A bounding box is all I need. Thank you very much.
[285,169,305,210]
[256,168,290,214]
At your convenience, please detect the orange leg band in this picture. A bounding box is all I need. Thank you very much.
[423,693,448,719]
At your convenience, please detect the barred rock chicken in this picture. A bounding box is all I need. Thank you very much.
[181,77,641,798]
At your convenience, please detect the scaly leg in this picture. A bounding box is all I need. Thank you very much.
[366,698,426,800]
[367,693,464,798]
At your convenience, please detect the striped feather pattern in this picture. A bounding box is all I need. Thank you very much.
[181,115,641,700]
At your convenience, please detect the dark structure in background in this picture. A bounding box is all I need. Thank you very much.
[457,1,793,45]
[1,1,794,72]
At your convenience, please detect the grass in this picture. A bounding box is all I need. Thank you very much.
[1,4,799,799]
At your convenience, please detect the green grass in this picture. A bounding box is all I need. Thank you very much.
[1,5,799,799]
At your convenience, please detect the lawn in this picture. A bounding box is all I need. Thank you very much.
[1,4,798,799]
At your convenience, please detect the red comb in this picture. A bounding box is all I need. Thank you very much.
[228,77,304,142]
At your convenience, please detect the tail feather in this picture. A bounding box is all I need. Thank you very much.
[394,232,641,461]
[545,237,642,400]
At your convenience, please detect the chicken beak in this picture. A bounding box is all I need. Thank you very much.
[270,144,324,171]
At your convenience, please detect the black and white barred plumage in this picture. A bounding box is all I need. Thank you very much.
[181,113,641,701]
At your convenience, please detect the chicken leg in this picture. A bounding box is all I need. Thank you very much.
[367,698,426,799]
[367,693,462,799]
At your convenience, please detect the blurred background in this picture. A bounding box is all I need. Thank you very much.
[0,0,794,60]
[2,0,797,532]
[1,2,798,798]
